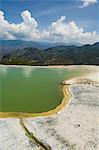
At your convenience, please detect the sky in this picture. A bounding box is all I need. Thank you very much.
[0,0,99,44]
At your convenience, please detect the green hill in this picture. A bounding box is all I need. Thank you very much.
[1,42,99,65]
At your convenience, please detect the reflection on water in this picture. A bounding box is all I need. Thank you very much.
[0,65,85,113]
[0,65,8,76]
[0,65,36,77]
[22,66,36,77]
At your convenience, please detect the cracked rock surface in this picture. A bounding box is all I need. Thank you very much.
[0,119,40,150]
[23,83,99,150]
[0,66,99,150]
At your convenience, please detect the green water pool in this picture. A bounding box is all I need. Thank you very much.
[0,65,85,113]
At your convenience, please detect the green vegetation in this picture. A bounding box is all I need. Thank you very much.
[0,42,99,65]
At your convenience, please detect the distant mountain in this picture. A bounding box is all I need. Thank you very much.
[0,40,83,55]
[93,42,99,47]
[0,40,50,54]
[58,42,83,47]
[1,42,99,65]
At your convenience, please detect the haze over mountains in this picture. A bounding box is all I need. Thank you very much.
[0,40,83,55]
[0,40,99,65]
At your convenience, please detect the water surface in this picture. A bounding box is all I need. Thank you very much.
[0,66,84,113]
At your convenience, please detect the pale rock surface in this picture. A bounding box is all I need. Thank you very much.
[0,119,39,150]
[0,66,99,150]
[24,83,99,150]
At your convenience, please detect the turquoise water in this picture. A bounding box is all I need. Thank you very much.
[0,66,83,113]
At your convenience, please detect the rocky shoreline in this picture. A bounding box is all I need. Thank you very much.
[0,66,99,150]
[0,85,70,118]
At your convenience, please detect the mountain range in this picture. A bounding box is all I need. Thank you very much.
[0,40,99,65]
[0,40,83,55]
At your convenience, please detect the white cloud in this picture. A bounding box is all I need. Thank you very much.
[0,10,39,40]
[0,10,99,44]
[79,0,98,8]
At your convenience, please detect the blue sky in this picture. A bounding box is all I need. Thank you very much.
[0,0,99,44]
[1,0,98,32]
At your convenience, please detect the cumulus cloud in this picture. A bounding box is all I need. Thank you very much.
[0,10,99,44]
[79,0,98,8]
[0,10,39,40]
